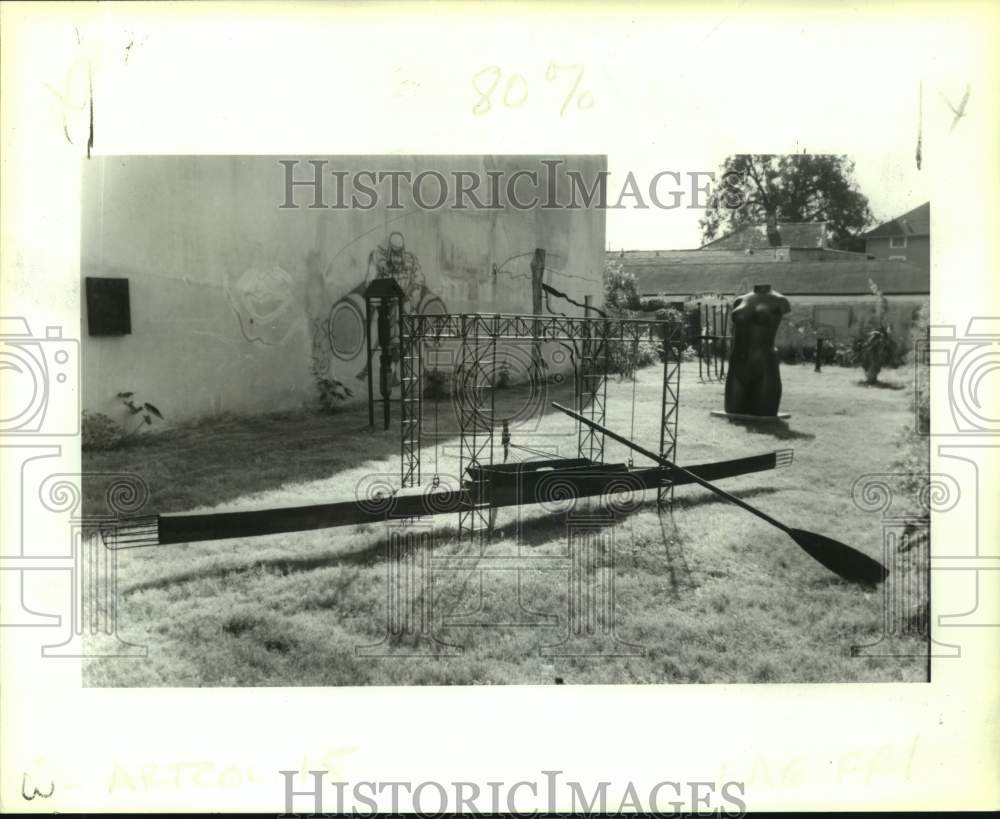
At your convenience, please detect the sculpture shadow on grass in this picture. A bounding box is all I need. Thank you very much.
[122,487,782,598]
[728,418,816,441]
[855,380,907,391]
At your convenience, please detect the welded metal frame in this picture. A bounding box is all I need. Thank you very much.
[577,318,610,463]
[399,312,684,538]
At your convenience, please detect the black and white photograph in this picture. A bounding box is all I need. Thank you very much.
[80,154,931,686]
[1,2,997,815]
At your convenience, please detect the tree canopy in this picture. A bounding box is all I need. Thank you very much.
[699,155,874,252]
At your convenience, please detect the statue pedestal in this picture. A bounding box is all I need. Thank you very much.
[711,410,790,422]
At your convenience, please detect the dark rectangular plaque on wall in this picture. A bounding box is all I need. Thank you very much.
[85,277,131,336]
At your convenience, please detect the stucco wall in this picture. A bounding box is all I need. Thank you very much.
[671,294,928,354]
[81,156,606,425]
[776,294,928,350]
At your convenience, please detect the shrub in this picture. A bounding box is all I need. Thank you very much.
[81,411,123,451]
[314,376,353,411]
[831,342,856,368]
[641,295,686,313]
[853,328,898,384]
[309,354,353,412]
[607,338,662,379]
[604,258,641,312]
[653,307,686,362]
[636,339,662,368]
[852,279,899,384]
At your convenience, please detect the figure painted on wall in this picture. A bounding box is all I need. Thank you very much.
[353,231,447,382]
[366,232,425,303]
[724,284,791,417]
[309,232,448,395]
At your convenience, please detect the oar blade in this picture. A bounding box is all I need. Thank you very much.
[788,528,888,585]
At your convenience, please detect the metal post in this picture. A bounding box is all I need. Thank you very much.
[659,316,681,507]
[720,302,729,379]
[711,304,719,380]
[366,296,375,428]
[376,301,393,430]
[698,304,708,381]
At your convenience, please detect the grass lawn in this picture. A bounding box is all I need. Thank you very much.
[83,361,929,686]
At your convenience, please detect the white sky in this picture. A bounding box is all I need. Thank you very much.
[604,149,931,251]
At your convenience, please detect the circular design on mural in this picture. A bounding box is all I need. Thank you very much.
[327,298,365,361]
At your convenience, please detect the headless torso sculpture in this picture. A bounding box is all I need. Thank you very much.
[724,284,791,417]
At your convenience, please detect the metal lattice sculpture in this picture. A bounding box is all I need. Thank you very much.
[689,301,731,383]
[398,312,683,540]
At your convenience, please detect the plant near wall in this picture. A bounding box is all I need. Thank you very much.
[309,360,353,413]
[116,391,165,441]
[654,307,685,362]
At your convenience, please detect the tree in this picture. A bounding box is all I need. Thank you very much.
[700,154,874,252]
[604,257,640,313]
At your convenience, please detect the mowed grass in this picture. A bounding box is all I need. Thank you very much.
[83,362,928,686]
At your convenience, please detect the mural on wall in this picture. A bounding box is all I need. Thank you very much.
[226,263,301,346]
[305,230,599,411]
[309,232,449,394]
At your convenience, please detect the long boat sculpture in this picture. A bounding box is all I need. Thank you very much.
[104,410,886,585]
[104,450,793,549]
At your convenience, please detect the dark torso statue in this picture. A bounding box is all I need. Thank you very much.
[724,284,790,416]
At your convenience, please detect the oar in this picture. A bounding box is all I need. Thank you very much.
[551,402,887,585]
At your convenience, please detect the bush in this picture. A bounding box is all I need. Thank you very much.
[653,307,686,362]
[853,328,899,384]
[852,278,900,384]
[604,259,641,312]
[312,369,353,412]
[642,296,686,313]
[607,338,662,379]
[309,354,353,412]
[831,342,856,368]
[315,376,352,411]
[81,411,123,451]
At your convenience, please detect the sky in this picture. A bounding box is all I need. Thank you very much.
[604,150,931,252]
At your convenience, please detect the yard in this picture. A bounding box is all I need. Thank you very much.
[82,360,928,686]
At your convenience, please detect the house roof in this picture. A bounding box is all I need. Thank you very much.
[624,258,929,297]
[613,247,870,265]
[862,202,930,239]
[700,221,827,250]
